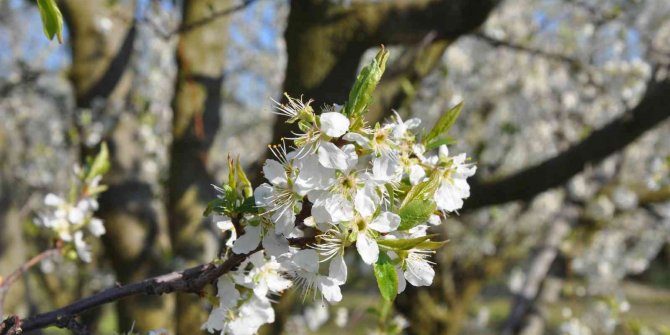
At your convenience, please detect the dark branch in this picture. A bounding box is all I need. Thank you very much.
[473,32,581,66]
[0,237,313,334]
[465,76,670,210]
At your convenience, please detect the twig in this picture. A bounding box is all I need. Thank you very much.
[473,32,581,66]
[0,237,313,334]
[0,247,60,317]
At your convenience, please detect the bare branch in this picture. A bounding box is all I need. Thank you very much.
[0,247,60,317]
[0,236,313,334]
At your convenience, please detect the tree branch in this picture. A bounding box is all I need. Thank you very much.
[465,76,670,210]
[0,237,313,334]
[473,32,580,67]
[0,247,60,317]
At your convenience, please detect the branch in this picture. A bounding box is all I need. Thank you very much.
[0,248,60,317]
[0,237,314,334]
[353,0,502,46]
[473,32,580,66]
[140,0,259,40]
[465,76,670,210]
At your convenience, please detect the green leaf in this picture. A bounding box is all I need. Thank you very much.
[397,199,436,230]
[424,136,456,151]
[37,0,64,43]
[236,160,253,198]
[401,170,441,207]
[235,196,258,214]
[343,47,389,118]
[373,252,398,302]
[87,143,110,182]
[423,102,463,146]
[377,235,435,250]
[416,240,448,250]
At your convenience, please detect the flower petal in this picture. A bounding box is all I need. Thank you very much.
[320,112,350,137]
[318,277,342,302]
[318,142,348,170]
[293,249,319,273]
[262,230,290,257]
[328,254,348,285]
[356,232,379,265]
[354,184,378,218]
[232,224,261,254]
[369,212,401,233]
[263,159,288,186]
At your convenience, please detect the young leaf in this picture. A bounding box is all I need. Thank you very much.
[377,235,435,250]
[397,198,436,230]
[343,47,389,118]
[37,0,64,43]
[424,136,455,151]
[401,170,441,208]
[416,240,448,250]
[423,102,463,146]
[373,252,398,302]
[236,159,253,198]
[87,143,110,182]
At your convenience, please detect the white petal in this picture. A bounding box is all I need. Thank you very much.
[356,232,379,264]
[88,218,106,237]
[295,154,335,194]
[217,276,241,308]
[434,181,463,212]
[318,142,348,170]
[318,277,342,302]
[44,193,63,207]
[396,266,407,294]
[369,212,400,233]
[254,184,274,207]
[328,254,348,284]
[320,112,350,137]
[263,159,288,186]
[343,132,369,146]
[232,224,261,254]
[341,144,358,172]
[68,208,85,225]
[313,193,353,224]
[262,231,290,257]
[354,185,378,218]
[202,306,226,332]
[428,214,441,226]
[74,231,92,263]
[372,156,400,182]
[405,118,421,129]
[409,164,426,185]
[271,208,296,236]
[438,145,449,160]
[404,257,435,287]
[293,249,319,273]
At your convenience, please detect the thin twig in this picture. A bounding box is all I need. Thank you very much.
[0,247,60,317]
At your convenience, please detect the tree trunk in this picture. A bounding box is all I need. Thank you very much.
[60,0,175,332]
[167,0,231,332]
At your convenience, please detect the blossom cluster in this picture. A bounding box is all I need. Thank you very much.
[205,52,476,333]
[36,144,110,262]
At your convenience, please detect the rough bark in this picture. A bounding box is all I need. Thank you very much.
[60,0,174,332]
[167,0,231,332]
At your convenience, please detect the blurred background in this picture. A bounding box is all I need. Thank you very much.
[1,0,670,334]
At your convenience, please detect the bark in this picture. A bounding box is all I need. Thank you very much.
[167,0,231,332]
[60,0,174,332]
